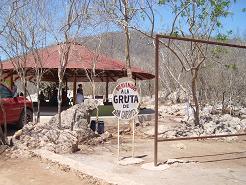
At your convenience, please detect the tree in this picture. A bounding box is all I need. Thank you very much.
[3,0,49,123]
[95,0,157,132]
[95,0,156,77]
[126,0,234,126]
[0,62,7,145]
[0,0,25,144]
[45,0,91,128]
[158,0,234,126]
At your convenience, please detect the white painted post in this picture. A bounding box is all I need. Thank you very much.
[132,119,135,158]
[118,118,120,161]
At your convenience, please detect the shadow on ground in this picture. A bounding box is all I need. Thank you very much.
[175,150,246,163]
[1,125,19,137]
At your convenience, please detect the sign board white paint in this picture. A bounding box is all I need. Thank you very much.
[112,79,140,120]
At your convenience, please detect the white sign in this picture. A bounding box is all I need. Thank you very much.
[112,79,140,120]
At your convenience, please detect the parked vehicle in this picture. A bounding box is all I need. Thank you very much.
[0,83,33,128]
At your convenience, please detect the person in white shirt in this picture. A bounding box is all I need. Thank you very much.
[76,84,84,104]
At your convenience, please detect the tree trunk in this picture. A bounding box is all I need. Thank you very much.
[0,126,6,145]
[36,80,41,123]
[0,63,7,144]
[222,91,226,114]
[3,107,7,141]
[58,80,62,129]
[191,69,200,126]
[0,103,7,145]
[23,79,27,126]
[123,0,132,78]
[58,67,63,129]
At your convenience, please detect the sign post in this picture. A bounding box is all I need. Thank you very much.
[132,119,135,158]
[117,118,120,161]
[112,78,140,161]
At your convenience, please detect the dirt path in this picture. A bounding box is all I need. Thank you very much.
[0,157,94,185]
[2,113,246,185]
[67,136,246,185]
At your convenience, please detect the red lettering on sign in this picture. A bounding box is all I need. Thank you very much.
[116,82,137,91]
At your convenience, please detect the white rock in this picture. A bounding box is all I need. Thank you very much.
[166,159,184,164]
[118,158,144,166]
[220,114,233,122]
[12,101,97,154]
[171,143,187,150]
[240,119,246,130]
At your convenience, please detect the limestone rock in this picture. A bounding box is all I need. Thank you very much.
[141,105,246,141]
[12,100,98,154]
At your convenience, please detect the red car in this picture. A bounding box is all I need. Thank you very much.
[0,83,33,128]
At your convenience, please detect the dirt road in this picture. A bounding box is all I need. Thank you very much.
[0,157,94,185]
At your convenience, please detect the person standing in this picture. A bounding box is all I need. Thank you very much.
[76,84,84,104]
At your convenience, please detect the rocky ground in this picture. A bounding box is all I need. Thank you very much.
[1,98,246,185]
[138,102,246,142]
[7,99,112,158]
[5,99,246,157]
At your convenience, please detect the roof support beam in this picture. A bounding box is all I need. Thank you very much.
[73,70,77,105]
[105,77,109,103]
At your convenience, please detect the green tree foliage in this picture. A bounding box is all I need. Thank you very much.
[225,63,237,70]
[157,0,235,126]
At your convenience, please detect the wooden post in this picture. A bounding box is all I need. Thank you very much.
[65,78,68,93]
[105,77,109,102]
[10,73,14,90]
[73,71,76,105]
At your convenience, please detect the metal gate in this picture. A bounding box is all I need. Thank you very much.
[154,34,246,166]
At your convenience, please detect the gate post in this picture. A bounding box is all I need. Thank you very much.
[154,35,159,166]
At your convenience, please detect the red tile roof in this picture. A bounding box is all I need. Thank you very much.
[2,43,154,82]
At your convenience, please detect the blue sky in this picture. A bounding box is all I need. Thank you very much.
[221,0,246,37]
[1,0,246,61]
[87,0,246,39]
[149,0,246,37]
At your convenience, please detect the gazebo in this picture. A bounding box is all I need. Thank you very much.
[1,42,154,104]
